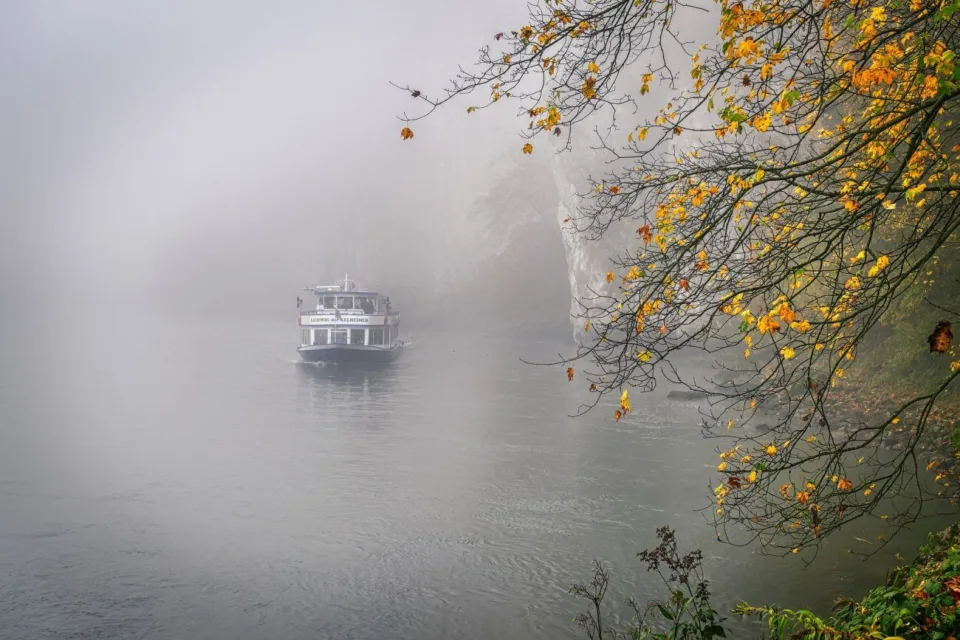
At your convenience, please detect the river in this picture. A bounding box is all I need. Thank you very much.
[0,317,942,639]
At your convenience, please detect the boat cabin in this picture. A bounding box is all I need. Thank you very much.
[297,277,400,350]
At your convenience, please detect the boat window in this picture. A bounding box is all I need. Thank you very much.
[350,329,365,345]
[322,296,336,309]
[301,330,310,345]
[332,330,348,345]
[337,296,352,309]
[369,328,384,345]
[313,329,328,345]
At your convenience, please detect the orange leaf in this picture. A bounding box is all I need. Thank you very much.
[566,367,575,382]
[609,185,620,195]
[637,224,652,244]
[522,143,534,155]
[679,279,690,291]
[400,127,414,140]
[928,321,953,353]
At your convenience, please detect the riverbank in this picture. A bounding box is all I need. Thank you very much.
[735,521,960,639]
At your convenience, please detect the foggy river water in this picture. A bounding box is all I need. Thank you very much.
[0,319,942,639]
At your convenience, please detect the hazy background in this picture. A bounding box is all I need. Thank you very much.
[2,5,950,639]
[0,0,571,326]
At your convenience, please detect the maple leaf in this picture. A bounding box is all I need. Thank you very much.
[695,250,709,271]
[587,61,600,73]
[776,302,796,323]
[728,477,742,489]
[757,314,781,335]
[609,185,620,194]
[945,576,960,604]
[566,367,575,382]
[522,143,534,155]
[796,491,810,504]
[678,279,690,291]
[614,409,623,421]
[400,127,414,140]
[605,271,615,283]
[619,389,631,413]
[553,127,562,136]
[589,383,598,392]
[837,478,853,491]
[927,321,953,353]
[637,224,652,244]
[494,32,504,40]
[582,76,597,100]
[780,346,796,360]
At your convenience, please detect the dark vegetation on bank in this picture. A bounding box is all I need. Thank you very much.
[573,523,960,640]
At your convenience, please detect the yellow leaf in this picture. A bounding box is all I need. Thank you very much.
[766,444,777,456]
[717,462,728,472]
[867,255,890,277]
[620,389,631,413]
[587,61,600,73]
[747,470,757,483]
[780,346,796,360]
[606,272,615,283]
[522,143,533,155]
[400,127,414,140]
[791,319,812,333]
[757,314,781,335]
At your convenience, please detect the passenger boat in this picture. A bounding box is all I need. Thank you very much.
[296,275,404,364]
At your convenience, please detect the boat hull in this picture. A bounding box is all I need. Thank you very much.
[297,344,404,364]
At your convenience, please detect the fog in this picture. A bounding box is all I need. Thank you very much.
[1,0,576,324]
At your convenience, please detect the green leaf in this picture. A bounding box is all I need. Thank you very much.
[657,603,676,621]
[937,0,960,20]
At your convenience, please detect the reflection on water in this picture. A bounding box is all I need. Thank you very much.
[0,320,950,640]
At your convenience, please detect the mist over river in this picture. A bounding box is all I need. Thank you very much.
[0,317,944,639]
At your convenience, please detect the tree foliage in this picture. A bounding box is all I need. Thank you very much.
[736,522,960,639]
[398,0,960,554]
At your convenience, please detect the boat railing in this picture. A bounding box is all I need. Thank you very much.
[299,309,399,317]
